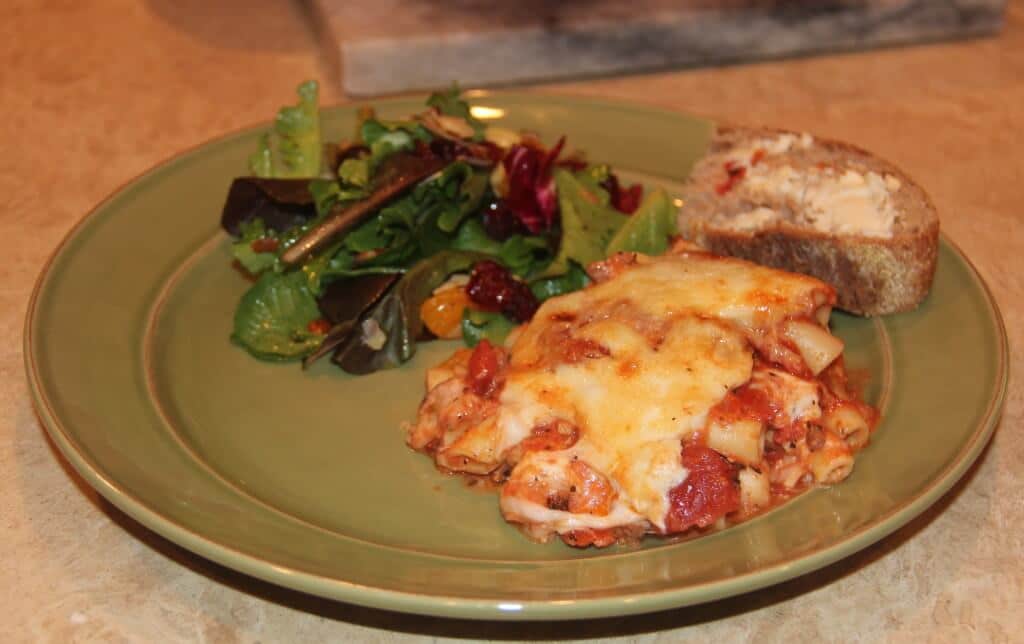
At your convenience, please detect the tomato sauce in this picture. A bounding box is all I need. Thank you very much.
[567,460,614,515]
[557,337,611,364]
[561,528,617,548]
[467,340,506,398]
[772,422,807,445]
[707,386,774,426]
[518,421,580,453]
[664,444,740,533]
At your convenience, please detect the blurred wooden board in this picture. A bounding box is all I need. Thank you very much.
[306,0,1006,96]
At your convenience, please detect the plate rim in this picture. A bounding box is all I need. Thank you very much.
[23,92,1010,620]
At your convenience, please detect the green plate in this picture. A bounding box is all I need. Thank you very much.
[25,93,1007,620]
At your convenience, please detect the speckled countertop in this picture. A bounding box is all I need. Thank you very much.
[4,1,1022,642]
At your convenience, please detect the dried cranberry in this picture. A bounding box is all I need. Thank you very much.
[466,260,539,323]
[481,200,527,241]
[600,173,643,214]
[501,280,540,322]
[466,261,504,309]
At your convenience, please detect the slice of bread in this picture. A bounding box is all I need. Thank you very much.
[677,126,939,316]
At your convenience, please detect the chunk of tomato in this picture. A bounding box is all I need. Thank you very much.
[664,444,739,533]
[467,339,505,398]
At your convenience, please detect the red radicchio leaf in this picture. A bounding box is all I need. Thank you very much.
[538,136,566,178]
[502,146,543,233]
[601,172,644,214]
[534,178,557,226]
[501,136,566,234]
[556,156,588,172]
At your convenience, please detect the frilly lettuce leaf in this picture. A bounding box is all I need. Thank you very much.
[358,118,431,172]
[248,80,322,178]
[426,84,485,140]
[248,135,273,178]
[338,161,485,270]
[307,178,367,217]
[338,158,370,188]
[360,118,432,147]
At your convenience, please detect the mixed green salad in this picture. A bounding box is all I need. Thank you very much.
[221,81,677,374]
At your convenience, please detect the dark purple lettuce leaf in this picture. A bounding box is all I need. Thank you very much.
[220,178,316,237]
[316,273,400,325]
[300,273,402,368]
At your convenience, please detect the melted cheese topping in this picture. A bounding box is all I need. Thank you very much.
[526,252,831,336]
[492,253,832,529]
[499,450,645,531]
[501,496,643,532]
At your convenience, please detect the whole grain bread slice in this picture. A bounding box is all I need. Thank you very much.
[678,125,939,316]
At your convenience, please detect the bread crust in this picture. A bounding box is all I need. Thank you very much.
[680,125,940,316]
[692,222,938,316]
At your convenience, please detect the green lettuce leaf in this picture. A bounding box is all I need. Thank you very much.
[452,219,552,278]
[426,84,485,139]
[249,80,322,178]
[605,187,676,255]
[529,261,590,301]
[232,271,324,361]
[338,158,370,188]
[574,164,612,205]
[307,178,367,216]
[248,134,273,178]
[302,242,404,296]
[369,129,414,169]
[452,218,501,255]
[338,161,484,270]
[360,118,432,147]
[342,191,418,258]
[541,169,628,277]
[461,309,516,347]
[436,166,489,233]
[358,119,432,172]
[499,235,552,278]
[230,219,279,276]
